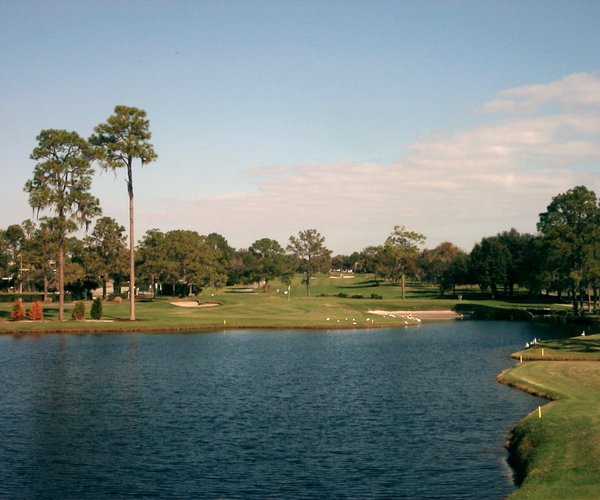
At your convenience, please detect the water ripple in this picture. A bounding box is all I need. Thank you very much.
[0,322,574,499]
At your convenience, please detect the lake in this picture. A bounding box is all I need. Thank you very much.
[0,321,574,498]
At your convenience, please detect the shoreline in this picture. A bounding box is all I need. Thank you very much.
[496,341,600,498]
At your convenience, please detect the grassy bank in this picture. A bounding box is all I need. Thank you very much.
[0,274,576,334]
[498,335,600,498]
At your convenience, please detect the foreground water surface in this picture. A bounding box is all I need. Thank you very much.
[0,321,574,498]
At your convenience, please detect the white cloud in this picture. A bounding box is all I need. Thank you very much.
[478,72,600,113]
[138,72,600,254]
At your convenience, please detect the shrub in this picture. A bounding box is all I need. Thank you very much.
[28,301,44,321]
[71,301,85,320]
[90,297,103,320]
[337,292,349,298]
[370,293,383,300]
[10,298,26,321]
[351,294,364,299]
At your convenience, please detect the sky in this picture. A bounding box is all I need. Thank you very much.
[2,0,600,254]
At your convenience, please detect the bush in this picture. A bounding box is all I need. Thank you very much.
[90,297,103,320]
[352,294,364,299]
[28,301,43,321]
[71,301,85,320]
[10,298,26,321]
[370,293,383,300]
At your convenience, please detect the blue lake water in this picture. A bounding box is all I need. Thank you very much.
[0,321,575,499]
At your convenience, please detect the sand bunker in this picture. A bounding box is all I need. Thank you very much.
[367,309,461,320]
[170,301,221,308]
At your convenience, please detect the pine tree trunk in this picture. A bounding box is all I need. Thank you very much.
[58,239,65,321]
[128,158,136,321]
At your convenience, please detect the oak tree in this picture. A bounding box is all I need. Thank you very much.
[24,129,101,320]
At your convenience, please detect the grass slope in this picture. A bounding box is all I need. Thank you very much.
[499,335,600,498]
[0,274,576,334]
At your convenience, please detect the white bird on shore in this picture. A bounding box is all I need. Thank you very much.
[581,330,586,336]
[525,342,530,348]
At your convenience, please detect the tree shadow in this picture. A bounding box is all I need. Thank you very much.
[339,279,391,290]
[544,337,600,353]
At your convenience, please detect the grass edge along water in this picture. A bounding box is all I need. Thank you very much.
[498,334,600,498]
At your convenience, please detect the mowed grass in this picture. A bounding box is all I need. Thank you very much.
[0,274,430,333]
[499,335,600,498]
[0,273,575,334]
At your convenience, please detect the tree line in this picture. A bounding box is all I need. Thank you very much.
[2,185,600,316]
[2,104,599,317]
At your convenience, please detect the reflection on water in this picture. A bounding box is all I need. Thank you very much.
[0,322,574,498]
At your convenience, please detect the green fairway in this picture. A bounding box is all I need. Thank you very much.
[499,335,600,498]
[0,273,572,334]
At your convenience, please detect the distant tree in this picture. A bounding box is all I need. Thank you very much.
[421,242,466,295]
[4,224,25,291]
[330,254,359,273]
[287,229,331,296]
[206,233,235,287]
[161,230,223,295]
[440,252,470,295]
[381,226,426,299]
[0,230,8,288]
[18,220,38,292]
[469,236,511,296]
[20,219,59,300]
[90,106,157,320]
[64,236,98,300]
[137,229,168,297]
[537,185,600,315]
[246,238,288,289]
[519,235,550,296]
[20,219,36,239]
[24,129,101,320]
[87,217,128,299]
[359,245,383,278]
[496,229,539,297]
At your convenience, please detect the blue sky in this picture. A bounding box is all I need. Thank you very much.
[2,0,600,253]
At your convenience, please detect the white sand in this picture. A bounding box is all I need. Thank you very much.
[170,301,221,308]
[367,309,461,320]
